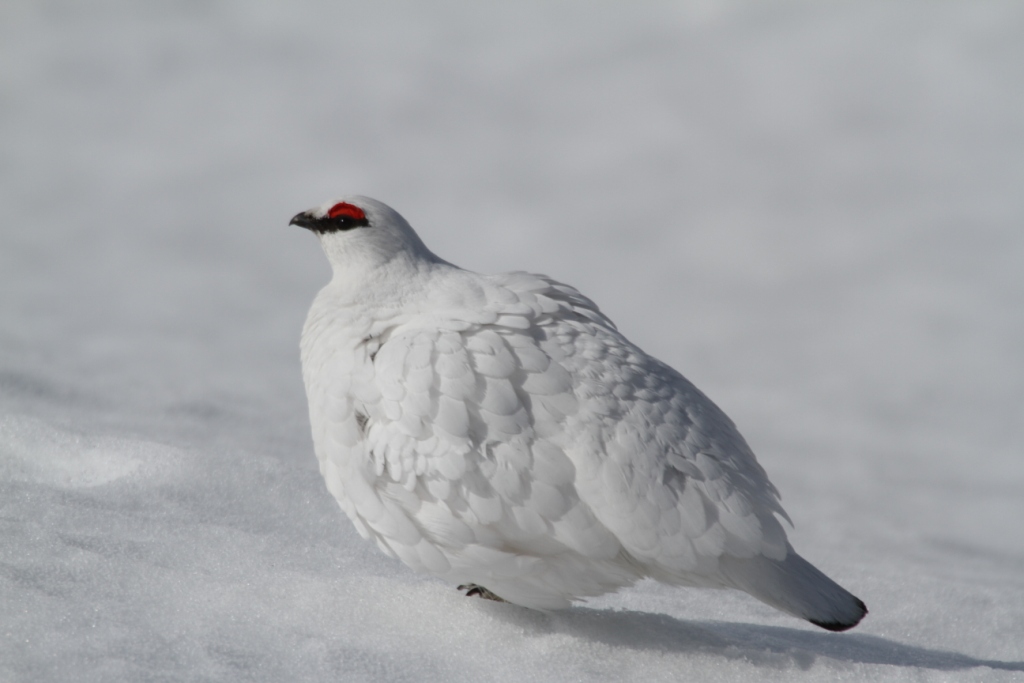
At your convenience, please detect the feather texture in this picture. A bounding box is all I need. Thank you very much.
[297,196,866,629]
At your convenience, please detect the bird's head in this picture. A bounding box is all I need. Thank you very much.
[290,196,440,276]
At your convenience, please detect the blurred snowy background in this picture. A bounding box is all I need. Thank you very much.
[2,1,1023,681]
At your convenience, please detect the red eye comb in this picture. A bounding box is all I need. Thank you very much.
[327,202,366,220]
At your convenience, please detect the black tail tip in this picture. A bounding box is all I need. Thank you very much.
[808,597,868,632]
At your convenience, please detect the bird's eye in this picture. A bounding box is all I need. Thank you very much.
[327,202,367,221]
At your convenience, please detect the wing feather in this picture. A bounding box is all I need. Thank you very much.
[316,270,793,603]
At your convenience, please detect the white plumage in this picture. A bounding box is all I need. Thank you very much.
[292,196,866,631]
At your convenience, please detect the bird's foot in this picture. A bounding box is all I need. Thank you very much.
[458,584,508,603]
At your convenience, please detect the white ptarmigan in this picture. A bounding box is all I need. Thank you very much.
[292,196,867,631]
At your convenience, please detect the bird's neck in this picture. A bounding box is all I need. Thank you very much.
[323,248,450,314]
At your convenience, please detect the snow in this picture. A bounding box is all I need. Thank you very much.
[1,0,1022,680]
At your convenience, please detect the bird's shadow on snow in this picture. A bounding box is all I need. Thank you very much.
[481,603,1023,672]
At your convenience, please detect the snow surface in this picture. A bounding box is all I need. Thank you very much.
[2,1,1023,681]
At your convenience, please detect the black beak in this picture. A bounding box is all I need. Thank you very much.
[290,212,320,230]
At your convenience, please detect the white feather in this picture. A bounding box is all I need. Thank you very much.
[297,196,866,630]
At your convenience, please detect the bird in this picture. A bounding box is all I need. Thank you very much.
[291,195,867,632]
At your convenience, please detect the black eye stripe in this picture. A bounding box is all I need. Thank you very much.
[320,214,370,232]
[290,212,370,233]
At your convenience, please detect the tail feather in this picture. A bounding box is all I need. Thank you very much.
[719,548,867,632]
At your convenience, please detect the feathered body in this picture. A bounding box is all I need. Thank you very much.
[295,196,866,630]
